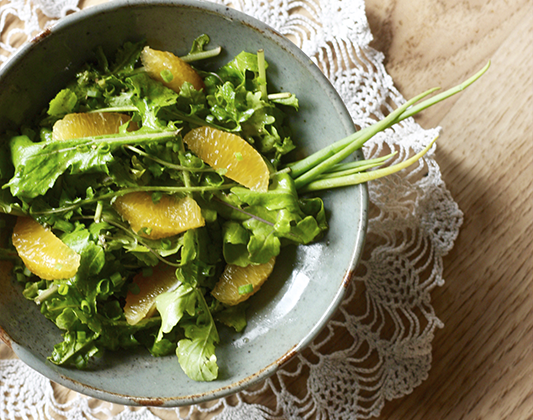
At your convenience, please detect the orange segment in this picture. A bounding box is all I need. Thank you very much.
[124,266,180,325]
[12,217,81,280]
[211,257,276,306]
[140,46,205,93]
[183,126,269,192]
[52,112,136,141]
[113,192,205,239]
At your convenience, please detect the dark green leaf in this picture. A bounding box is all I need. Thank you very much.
[47,89,78,116]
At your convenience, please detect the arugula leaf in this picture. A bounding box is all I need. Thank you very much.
[110,40,145,75]
[49,329,100,369]
[172,82,209,121]
[176,290,219,382]
[5,129,178,199]
[154,283,196,341]
[188,34,211,55]
[126,73,179,129]
[205,52,296,162]
[97,317,161,352]
[40,288,103,336]
[206,81,253,131]
[179,34,222,63]
[219,173,327,265]
[213,303,248,332]
[221,221,250,267]
[216,51,263,88]
[0,189,25,216]
[6,134,112,199]
[47,89,78,116]
[61,225,106,297]
[240,95,295,159]
[269,93,299,110]
[177,321,219,381]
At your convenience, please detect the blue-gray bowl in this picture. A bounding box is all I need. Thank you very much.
[0,0,367,406]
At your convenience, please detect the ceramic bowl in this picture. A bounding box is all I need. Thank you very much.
[0,0,367,406]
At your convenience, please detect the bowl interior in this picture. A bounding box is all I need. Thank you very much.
[0,0,367,406]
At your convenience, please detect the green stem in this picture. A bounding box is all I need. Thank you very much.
[287,88,438,180]
[102,217,183,268]
[94,201,103,223]
[213,196,274,227]
[267,92,292,100]
[88,106,138,113]
[125,145,214,173]
[35,283,59,305]
[180,46,222,63]
[165,108,225,130]
[298,136,438,193]
[318,152,397,179]
[291,88,437,189]
[195,288,219,342]
[257,49,268,101]
[269,167,291,178]
[31,184,237,215]
[0,205,26,217]
[178,137,193,190]
[323,152,397,173]
[47,130,180,155]
[287,61,490,184]
[399,61,491,120]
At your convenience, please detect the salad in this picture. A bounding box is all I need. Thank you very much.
[0,35,488,381]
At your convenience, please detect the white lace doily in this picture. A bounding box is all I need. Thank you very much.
[0,0,463,419]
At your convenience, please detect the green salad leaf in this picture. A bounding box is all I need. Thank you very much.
[215,173,327,266]
[176,290,219,382]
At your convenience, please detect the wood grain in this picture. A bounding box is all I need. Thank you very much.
[365,0,533,419]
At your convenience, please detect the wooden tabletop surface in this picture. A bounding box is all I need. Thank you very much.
[2,1,532,419]
[364,0,533,419]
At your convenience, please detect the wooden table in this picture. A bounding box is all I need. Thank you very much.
[363,0,533,418]
[1,1,532,419]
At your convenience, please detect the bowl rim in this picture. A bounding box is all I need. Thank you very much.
[0,0,368,406]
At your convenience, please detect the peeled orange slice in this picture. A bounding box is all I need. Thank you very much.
[211,257,276,306]
[113,192,205,239]
[124,265,179,325]
[12,217,81,280]
[183,126,270,192]
[52,112,136,141]
[140,46,205,93]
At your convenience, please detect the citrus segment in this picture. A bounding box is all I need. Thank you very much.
[124,265,179,325]
[12,217,81,280]
[52,112,136,141]
[183,126,269,192]
[113,192,205,239]
[140,46,205,93]
[211,257,276,306]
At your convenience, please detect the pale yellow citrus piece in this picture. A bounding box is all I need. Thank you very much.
[124,266,179,325]
[211,257,276,306]
[12,217,81,280]
[52,112,136,141]
[113,192,205,239]
[183,126,270,192]
[140,46,205,93]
